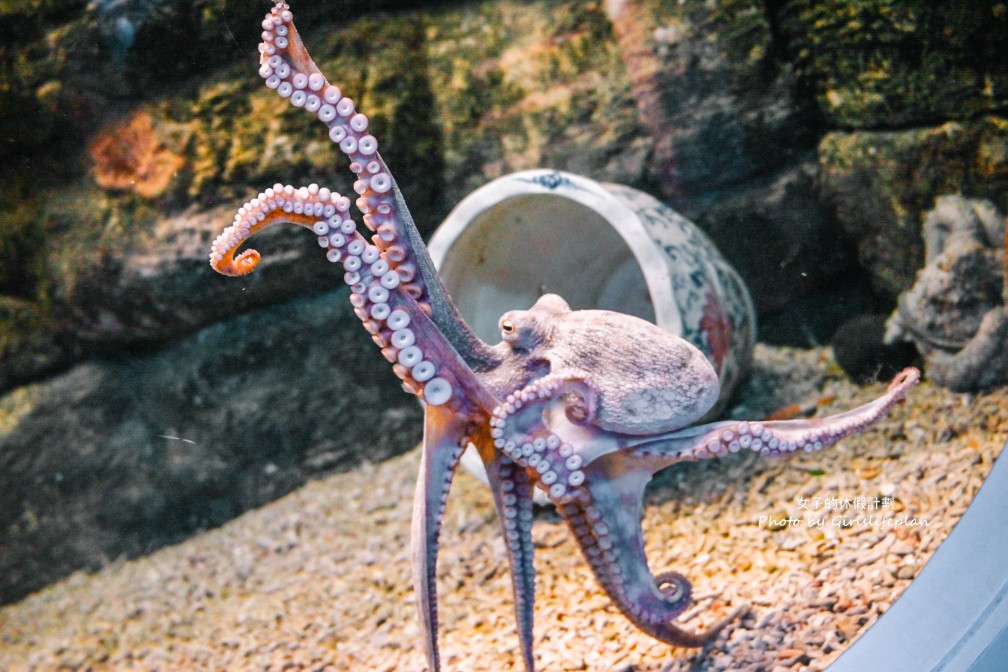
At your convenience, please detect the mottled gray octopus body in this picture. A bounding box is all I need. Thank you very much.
[209,3,919,669]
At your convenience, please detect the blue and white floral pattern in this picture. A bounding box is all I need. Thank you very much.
[604,183,755,404]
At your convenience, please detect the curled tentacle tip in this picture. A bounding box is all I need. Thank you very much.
[889,366,921,393]
[213,248,261,277]
[654,570,692,612]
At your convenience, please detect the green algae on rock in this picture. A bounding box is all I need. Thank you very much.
[772,1,1008,128]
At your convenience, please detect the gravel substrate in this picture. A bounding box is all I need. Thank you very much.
[2,346,1006,672]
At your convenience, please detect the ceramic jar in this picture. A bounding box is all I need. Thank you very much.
[428,169,756,412]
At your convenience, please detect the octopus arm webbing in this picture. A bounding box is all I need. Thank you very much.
[487,375,730,647]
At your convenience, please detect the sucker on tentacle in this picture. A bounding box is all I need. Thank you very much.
[210,181,490,410]
[250,0,498,373]
[207,3,921,671]
[483,449,537,671]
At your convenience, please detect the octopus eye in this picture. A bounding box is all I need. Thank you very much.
[501,319,516,335]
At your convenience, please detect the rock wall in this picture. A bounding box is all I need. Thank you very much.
[0,289,422,603]
[1,0,1005,602]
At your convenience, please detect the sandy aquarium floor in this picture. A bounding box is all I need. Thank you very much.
[1,346,1006,672]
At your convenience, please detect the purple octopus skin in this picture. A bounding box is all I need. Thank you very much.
[208,3,921,670]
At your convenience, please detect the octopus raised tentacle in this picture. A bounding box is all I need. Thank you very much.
[208,3,920,670]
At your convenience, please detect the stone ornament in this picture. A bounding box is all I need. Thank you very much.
[886,195,1007,391]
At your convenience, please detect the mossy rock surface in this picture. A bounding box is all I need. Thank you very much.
[773,0,1008,128]
[0,0,649,388]
[819,116,1008,298]
[6,0,1008,385]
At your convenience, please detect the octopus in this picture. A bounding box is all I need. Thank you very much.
[208,3,920,670]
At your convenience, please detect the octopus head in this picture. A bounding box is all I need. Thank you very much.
[498,294,570,353]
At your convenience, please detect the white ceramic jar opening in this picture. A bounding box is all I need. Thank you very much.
[432,192,657,342]
[428,170,755,403]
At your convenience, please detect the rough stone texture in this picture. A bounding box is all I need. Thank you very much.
[616,0,821,202]
[819,117,1008,299]
[599,1,844,329]
[885,196,1007,391]
[0,189,347,389]
[0,288,422,605]
[696,161,851,316]
[0,0,853,390]
[0,0,436,155]
[425,2,643,201]
[771,1,1008,129]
